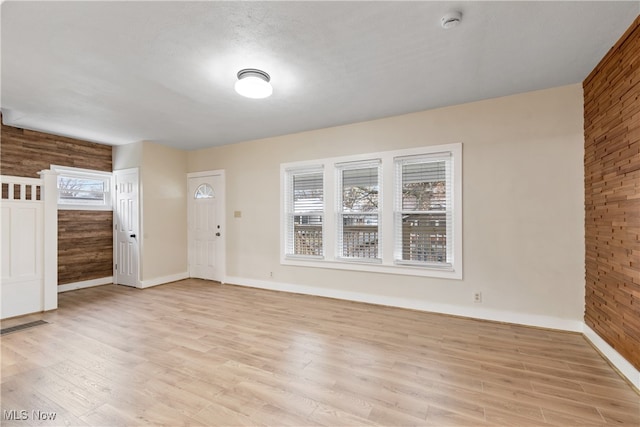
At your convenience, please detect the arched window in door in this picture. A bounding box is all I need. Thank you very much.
[194,183,214,199]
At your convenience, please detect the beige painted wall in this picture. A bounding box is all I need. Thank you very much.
[112,141,142,171]
[140,141,188,281]
[114,141,188,283]
[188,84,585,326]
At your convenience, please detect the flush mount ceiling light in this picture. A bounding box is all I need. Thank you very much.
[441,11,462,29]
[234,68,273,99]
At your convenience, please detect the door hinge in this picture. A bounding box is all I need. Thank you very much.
[115,264,117,271]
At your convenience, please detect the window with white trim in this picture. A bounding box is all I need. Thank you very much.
[336,160,381,261]
[281,143,462,279]
[283,167,324,258]
[394,153,452,268]
[53,166,112,211]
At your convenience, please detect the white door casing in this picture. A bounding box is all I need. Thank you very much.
[114,169,140,287]
[188,171,225,282]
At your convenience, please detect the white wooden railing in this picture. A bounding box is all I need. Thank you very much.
[1,175,42,202]
[1,171,58,318]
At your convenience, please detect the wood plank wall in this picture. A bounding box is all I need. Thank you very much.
[0,117,114,285]
[583,16,640,371]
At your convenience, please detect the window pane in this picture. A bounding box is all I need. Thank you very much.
[59,190,105,201]
[402,161,446,211]
[399,213,447,263]
[194,184,214,199]
[58,177,106,201]
[294,173,323,213]
[287,169,324,257]
[342,167,378,212]
[293,215,323,256]
[58,177,105,192]
[294,214,323,226]
[341,214,378,259]
[395,153,453,267]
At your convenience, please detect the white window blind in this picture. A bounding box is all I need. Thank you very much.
[284,167,324,257]
[394,152,453,267]
[336,160,381,260]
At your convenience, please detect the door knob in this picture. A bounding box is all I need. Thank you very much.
[130,234,136,238]
[215,232,221,237]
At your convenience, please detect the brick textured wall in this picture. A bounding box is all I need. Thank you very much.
[1,118,114,285]
[583,16,640,370]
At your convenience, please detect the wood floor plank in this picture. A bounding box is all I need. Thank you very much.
[1,375,87,427]
[531,381,640,416]
[540,407,609,427]
[366,404,427,426]
[1,279,638,426]
[80,403,143,427]
[307,403,378,426]
[192,401,265,427]
[424,406,490,426]
[481,381,607,424]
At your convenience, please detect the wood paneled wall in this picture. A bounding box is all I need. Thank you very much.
[58,211,114,284]
[0,117,114,285]
[583,16,640,371]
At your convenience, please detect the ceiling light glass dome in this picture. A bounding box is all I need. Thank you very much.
[234,69,273,99]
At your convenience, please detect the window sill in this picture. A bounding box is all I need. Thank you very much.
[336,257,382,264]
[58,205,113,211]
[285,254,324,261]
[281,257,461,279]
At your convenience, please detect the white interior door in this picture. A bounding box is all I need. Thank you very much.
[188,173,225,282]
[114,169,139,287]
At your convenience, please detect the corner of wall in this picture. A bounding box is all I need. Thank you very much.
[583,324,640,391]
[139,141,188,282]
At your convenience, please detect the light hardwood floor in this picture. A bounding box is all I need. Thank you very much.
[1,279,638,426]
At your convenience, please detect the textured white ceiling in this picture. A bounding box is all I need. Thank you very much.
[1,1,638,150]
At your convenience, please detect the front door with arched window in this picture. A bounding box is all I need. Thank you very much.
[187,172,225,282]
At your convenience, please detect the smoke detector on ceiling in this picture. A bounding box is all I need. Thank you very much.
[441,11,462,29]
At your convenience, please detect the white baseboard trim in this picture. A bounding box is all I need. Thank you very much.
[139,272,189,289]
[223,276,583,332]
[583,324,640,390]
[58,277,113,293]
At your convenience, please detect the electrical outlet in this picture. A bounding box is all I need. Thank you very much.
[473,292,482,303]
[269,271,273,278]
